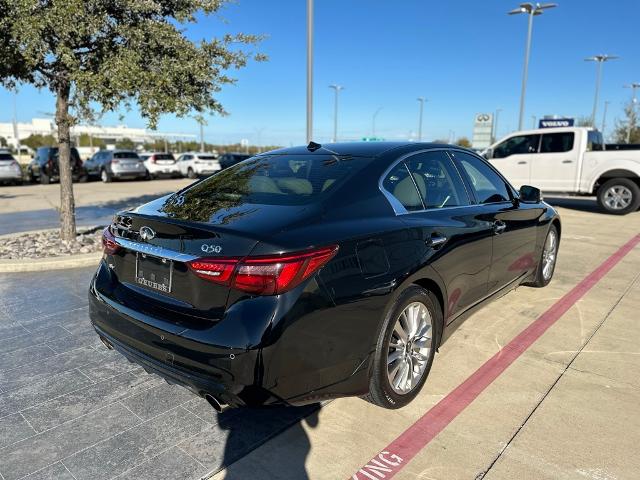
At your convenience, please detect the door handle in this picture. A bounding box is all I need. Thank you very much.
[426,234,447,249]
[493,220,507,234]
[517,161,527,165]
[562,160,573,164]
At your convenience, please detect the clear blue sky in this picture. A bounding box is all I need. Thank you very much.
[1,0,639,145]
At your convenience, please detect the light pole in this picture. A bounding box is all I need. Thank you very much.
[624,82,640,143]
[601,100,610,138]
[372,107,383,137]
[532,115,537,129]
[199,123,204,152]
[493,108,502,142]
[13,91,21,161]
[306,0,313,143]
[329,85,344,142]
[585,54,619,127]
[509,3,557,131]
[417,97,426,141]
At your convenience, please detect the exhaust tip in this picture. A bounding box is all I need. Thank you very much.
[99,336,114,350]
[204,394,223,412]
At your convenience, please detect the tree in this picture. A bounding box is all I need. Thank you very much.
[77,133,105,149]
[115,138,136,150]
[455,137,472,148]
[0,136,7,147]
[0,1,264,240]
[612,99,640,144]
[21,133,57,150]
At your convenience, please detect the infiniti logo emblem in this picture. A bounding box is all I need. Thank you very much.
[139,226,156,242]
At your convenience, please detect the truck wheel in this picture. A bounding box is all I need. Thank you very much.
[597,178,640,215]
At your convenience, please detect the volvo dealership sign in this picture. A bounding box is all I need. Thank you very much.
[539,118,574,128]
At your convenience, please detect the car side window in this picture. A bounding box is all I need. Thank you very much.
[493,134,540,158]
[452,151,511,204]
[404,151,470,208]
[540,132,574,153]
[382,163,423,211]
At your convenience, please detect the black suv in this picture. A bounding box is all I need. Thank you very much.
[27,147,87,184]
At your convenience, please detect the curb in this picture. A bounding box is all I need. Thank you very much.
[0,226,105,273]
[0,252,103,273]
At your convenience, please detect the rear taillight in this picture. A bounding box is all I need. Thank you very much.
[187,245,338,295]
[112,159,119,164]
[151,155,157,164]
[102,226,120,255]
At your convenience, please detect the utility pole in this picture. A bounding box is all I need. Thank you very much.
[601,100,610,138]
[306,0,314,143]
[372,107,383,137]
[585,54,619,127]
[329,85,344,142]
[493,108,502,142]
[509,3,557,131]
[624,82,640,143]
[417,97,426,141]
[199,123,204,152]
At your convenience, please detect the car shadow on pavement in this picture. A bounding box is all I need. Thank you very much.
[218,405,320,479]
[544,196,606,214]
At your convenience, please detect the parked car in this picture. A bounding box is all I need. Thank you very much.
[90,142,560,411]
[0,151,23,185]
[26,147,87,184]
[142,152,180,179]
[483,126,640,214]
[176,152,221,178]
[219,152,251,169]
[84,150,148,183]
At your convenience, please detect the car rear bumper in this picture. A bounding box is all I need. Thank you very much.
[88,264,279,407]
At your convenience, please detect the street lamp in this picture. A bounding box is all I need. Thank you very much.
[417,97,427,141]
[329,85,344,143]
[306,0,314,143]
[493,108,502,142]
[531,115,537,129]
[624,82,640,143]
[372,107,383,137]
[585,54,619,127]
[601,100,610,138]
[509,2,557,131]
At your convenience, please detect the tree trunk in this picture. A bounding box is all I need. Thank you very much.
[55,81,77,241]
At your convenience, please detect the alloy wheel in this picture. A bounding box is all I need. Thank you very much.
[603,185,633,210]
[542,229,557,281]
[387,301,432,395]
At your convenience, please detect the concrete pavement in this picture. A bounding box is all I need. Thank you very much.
[211,205,640,479]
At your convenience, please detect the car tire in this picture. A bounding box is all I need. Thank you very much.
[40,172,50,185]
[100,169,112,183]
[524,224,559,288]
[596,178,640,215]
[187,167,197,179]
[364,285,440,409]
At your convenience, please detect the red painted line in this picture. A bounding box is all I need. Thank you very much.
[351,233,640,480]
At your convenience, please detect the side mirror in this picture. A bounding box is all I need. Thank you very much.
[482,148,493,160]
[519,185,542,203]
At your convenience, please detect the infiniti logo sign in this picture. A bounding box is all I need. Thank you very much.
[139,226,156,242]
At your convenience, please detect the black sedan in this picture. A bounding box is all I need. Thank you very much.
[89,142,560,410]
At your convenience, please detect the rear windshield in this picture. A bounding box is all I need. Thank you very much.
[154,153,174,160]
[0,153,15,160]
[164,154,369,207]
[198,155,217,160]
[232,154,250,161]
[114,152,140,159]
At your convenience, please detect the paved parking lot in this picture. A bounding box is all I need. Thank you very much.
[0,194,639,479]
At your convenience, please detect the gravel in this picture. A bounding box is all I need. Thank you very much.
[0,227,104,260]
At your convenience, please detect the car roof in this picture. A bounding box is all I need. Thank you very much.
[263,141,452,157]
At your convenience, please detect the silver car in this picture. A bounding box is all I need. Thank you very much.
[0,151,23,185]
[84,150,148,183]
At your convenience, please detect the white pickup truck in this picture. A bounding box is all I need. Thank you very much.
[483,127,640,214]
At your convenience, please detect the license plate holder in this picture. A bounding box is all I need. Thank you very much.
[135,253,173,293]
